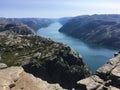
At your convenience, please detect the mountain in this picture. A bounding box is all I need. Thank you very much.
[59,14,120,49]
[0,35,91,89]
[0,17,55,32]
[58,17,73,25]
[0,17,57,35]
[0,23,35,35]
[76,52,120,90]
[0,17,72,34]
[8,18,55,31]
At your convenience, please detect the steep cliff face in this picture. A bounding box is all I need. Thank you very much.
[0,35,91,89]
[76,52,120,90]
[59,15,120,49]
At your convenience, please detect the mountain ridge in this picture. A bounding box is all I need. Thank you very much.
[59,14,120,49]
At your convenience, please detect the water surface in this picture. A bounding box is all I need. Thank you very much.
[37,22,117,72]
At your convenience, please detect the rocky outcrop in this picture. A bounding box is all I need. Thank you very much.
[0,66,65,90]
[59,14,120,49]
[0,63,7,69]
[0,35,91,89]
[76,52,120,90]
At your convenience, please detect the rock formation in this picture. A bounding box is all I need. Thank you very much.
[76,52,120,90]
[1,16,120,90]
[0,35,91,89]
[0,63,7,69]
[0,66,65,90]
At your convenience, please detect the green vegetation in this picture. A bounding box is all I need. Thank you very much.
[0,35,91,89]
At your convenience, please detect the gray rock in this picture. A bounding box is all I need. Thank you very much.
[111,64,120,78]
[77,75,104,90]
[0,63,7,69]
[17,46,24,50]
[97,55,120,77]
[33,52,41,59]
[108,86,120,90]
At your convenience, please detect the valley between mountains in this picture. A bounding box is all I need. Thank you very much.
[0,15,120,90]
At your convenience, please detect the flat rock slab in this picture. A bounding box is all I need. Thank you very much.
[0,66,65,90]
[77,75,104,90]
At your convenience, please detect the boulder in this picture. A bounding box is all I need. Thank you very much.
[77,75,104,90]
[0,63,7,69]
[33,52,41,59]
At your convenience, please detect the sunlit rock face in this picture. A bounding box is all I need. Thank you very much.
[0,66,65,90]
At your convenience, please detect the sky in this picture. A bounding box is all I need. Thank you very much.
[0,0,120,18]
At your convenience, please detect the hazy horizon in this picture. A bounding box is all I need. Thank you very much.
[1,0,120,18]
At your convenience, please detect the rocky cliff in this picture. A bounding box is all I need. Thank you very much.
[76,52,120,90]
[0,66,65,90]
[0,35,91,89]
[59,14,120,49]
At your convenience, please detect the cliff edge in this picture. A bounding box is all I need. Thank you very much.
[77,52,120,90]
[0,35,91,89]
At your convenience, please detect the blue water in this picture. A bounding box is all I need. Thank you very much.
[37,22,117,72]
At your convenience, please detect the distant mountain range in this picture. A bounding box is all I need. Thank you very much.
[59,14,120,49]
[0,15,120,89]
[0,17,72,35]
[0,17,55,32]
[0,23,35,35]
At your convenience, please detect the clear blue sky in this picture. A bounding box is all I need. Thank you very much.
[0,0,120,18]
